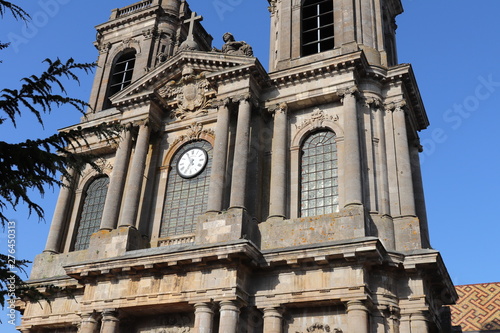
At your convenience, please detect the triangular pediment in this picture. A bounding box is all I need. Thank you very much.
[110,50,267,110]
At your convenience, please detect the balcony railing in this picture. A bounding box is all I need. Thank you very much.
[158,234,195,247]
[114,0,154,19]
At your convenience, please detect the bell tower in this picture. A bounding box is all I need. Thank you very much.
[88,0,212,112]
[268,0,401,71]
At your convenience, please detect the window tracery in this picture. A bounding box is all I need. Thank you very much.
[107,50,136,101]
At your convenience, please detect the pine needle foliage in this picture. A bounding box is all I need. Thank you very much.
[0,0,122,312]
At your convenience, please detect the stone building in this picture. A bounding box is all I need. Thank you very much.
[18,0,458,332]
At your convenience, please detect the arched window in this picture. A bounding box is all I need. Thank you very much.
[160,140,213,238]
[73,176,109,251]
[300,130,338,217]
[302,0,335,56]
[108,50,136,97]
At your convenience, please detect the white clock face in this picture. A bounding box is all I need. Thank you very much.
[177,147,208,178]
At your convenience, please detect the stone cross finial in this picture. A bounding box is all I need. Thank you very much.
[184,11,203,41]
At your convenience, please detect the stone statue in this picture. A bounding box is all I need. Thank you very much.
[213,32,254,57]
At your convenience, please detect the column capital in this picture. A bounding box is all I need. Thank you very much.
[194,302,216,314]
[79,311,100,333]
[268,0,278,14]
[384,99,407,113]
[338,86,359,101]
[101,308,119,320]
[233,93,252,103]
[132,116,161,133]
[346,299,369,313]
[219,299,242,311]
[263,306,284,318]
[212,97,232,108]
[412,138,424,153]
[233,93,259,107]
[362,96,383,109]
[268,102,288,115]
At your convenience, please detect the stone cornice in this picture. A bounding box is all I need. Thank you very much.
[268,51,368,87]
[400,249,458,304]
[383,64,429,130]
[261,237,387,268]
[63,240,263,281]
[95,5,164,34]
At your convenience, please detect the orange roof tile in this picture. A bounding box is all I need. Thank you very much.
[450,282,500,331]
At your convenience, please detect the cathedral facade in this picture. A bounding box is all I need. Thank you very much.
[19,0,457,332]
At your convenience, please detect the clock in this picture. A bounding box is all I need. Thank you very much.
[177,147,208,178]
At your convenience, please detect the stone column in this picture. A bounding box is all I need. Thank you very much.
[347,300,369,333]
[392,103,416,217]
[118,121,151,228]
[389,306,401,333]
[100,309,120,333]
[263,307,283,333]
[194,302,215,333]
[410,311,429,333]
[218,300,240,333]
[341,88,363,207]
[229,96,252,209]
[400,314,411,333]
[100,126,133,230]
[44,168,77,253]
[372,306,386,333]
[207,100,231,212]
[268,104,288,219]
[80,312,99,333]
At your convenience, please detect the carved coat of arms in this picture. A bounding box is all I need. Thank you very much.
[158,66,213,119]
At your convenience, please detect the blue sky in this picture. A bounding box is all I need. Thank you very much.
[1,0,499,330]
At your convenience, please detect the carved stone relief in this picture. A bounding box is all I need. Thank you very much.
[295,108,339,131]
[171,122,215,148]
[134,313,193,333]
[294,323,343,333]
[283,305,346,333]
[158,66,214,119]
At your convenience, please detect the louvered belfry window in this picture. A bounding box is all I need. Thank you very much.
[302,0,335,56]
[300,130,339,217]
[73,176,109,251]
[109,51,136,96]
